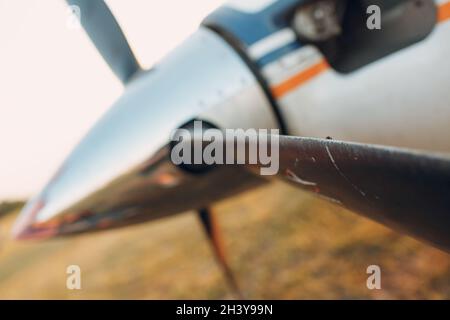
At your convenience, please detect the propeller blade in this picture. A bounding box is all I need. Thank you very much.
[252,135,450,252]
[66,0,141,84]
[198,208,243,298]
[183,133,450,252]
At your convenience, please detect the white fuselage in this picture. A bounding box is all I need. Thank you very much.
[261,2,450,153]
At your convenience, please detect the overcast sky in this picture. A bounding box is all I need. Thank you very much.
[0,0,224,200]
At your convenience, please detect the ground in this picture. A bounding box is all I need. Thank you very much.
[0,182,449,299]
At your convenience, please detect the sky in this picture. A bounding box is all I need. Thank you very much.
[0,0,224,200]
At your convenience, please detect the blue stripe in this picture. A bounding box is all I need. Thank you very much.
[256,41,302,67]
[203,0,305,47]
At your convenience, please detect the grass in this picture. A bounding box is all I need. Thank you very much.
[0,182,448,299]
[0,201,25,219]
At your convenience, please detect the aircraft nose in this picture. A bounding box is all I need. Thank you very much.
[12,28,272,239]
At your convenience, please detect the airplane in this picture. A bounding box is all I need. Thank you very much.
[12,0,450,296]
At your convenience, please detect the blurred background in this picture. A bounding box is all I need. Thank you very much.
[0,0,449,299]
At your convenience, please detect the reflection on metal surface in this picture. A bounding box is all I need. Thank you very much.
[13,28,270,239]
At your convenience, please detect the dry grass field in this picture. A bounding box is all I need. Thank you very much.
[0,182,449,299]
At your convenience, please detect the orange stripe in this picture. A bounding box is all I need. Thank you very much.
[271,60,329,98]
[438,1,450,23]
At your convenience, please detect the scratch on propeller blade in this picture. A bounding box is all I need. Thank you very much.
[325,145,367,197]
[285,169,317,186]
[198,208,244,299]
